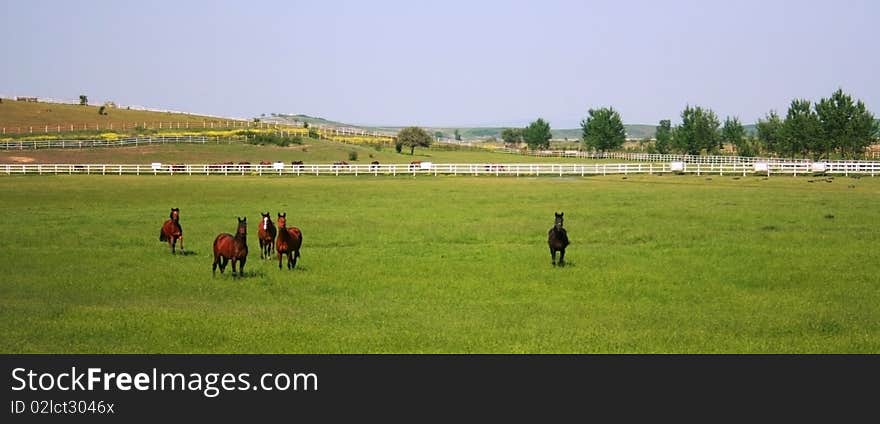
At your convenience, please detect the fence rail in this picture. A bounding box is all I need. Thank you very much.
[3,161,878,177]
[0,135,243,150]
[495,149,876,164]
[0,117,395,138]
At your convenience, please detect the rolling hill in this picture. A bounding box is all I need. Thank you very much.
[0,97,239,130]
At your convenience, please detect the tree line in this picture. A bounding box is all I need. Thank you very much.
[500,89,878,159]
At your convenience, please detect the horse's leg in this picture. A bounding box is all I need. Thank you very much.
[558,248,566,267]
[179,236,184,253]
[231,258,237,276]
[291,249,299,269]
[259,240,264,259]
[550,247,557,266]
[220,257,228,273]
[239,257,246,276]
[212,253,218,275]
[278,250,283,270]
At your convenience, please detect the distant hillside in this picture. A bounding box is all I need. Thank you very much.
[265,113,349,127]
[368,124,660,141]
[0,97,238,131]
[264,113,803,141]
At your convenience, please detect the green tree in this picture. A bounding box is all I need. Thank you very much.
[654,119,672,154]
[434,131,444,139]
[720,117,745,155]
[522,118,552,149]
[500,128,522,146]
[581,107,626,152]
[816,88,879,159]
[782,99,822,159]
[755,111,783,156]
[454,129,462,141]
[396,126,433,155]
[672,105,720,155]
[79,95,88,106]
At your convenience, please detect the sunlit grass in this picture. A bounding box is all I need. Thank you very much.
[0,174,877,353]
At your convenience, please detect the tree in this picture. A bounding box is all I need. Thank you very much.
[522,118,552,149]
[816,88,879,159]
[98,105,107,115]
[654,119,672,154]
[396,126,433,155]
[672,105,720,155]
[755,111,783,156]
[781,99,822,159]
[454,129,462,141]
[720,117,745,155]
[79,95,88,106]
[581,107,626,152]
[434,131,444,139]
[500,128,522,146]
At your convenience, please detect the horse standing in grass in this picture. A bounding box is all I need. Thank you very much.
[159,208,184,254]
[275,213,303,270]
[548,212,570,266]
[213,217,248,276]
[258,212,277,259]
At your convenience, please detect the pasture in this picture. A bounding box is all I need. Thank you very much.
[0,139,626,165]
[0,174,878,353]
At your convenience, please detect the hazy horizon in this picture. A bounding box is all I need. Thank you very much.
[2,0,878,128]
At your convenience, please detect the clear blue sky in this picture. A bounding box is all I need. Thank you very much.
[1,0,877,128]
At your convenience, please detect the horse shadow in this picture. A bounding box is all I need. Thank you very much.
[176,250,198,257]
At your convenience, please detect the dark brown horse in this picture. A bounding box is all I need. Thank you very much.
[258,212,277,259]
[159,208,184,254]
[213,217,248,276]
[275,213,303,270]
[548,212,570,266]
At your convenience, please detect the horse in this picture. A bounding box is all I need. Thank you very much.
[548,212,570,266]
[275,213,303,270]
[258,212,277,259]
[159,208,184,254]
[370,160,380,170]
[212,217,248,276]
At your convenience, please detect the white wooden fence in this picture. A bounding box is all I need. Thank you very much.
[3,161,878,177]
[0,135,243,150]
[496,149,862,165]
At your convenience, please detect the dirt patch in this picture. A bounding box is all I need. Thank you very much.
[6,156,35,163]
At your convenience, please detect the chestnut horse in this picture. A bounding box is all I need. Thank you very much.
[548,212,570,266]
[258,212,277,259]
[159,208,184,254]
[213,217,248,276]
[275,213,303,270]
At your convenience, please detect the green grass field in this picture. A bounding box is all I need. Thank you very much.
[1,174,878,353]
